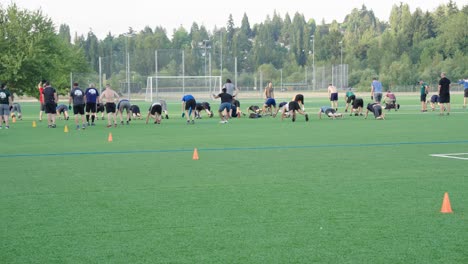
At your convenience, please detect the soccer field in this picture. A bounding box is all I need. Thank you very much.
[1,95,467,263]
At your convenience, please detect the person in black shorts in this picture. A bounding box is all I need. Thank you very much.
[181,94,196,124]
[350,97,364,116]
[96,103,105,120]
[43,81,58,128]
[146,102,162,124]
[365,102,385,120]
[231,99,243,118]
[130,105,142,119]
[195,102,213,119]
[69,82,86,130]
[284,100,309,122]
[438,72,451,115]
[293,94,305,110]
[99,84,120,127]
[84,83,100,126]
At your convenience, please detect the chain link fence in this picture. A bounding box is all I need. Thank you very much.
[72,49,351,100]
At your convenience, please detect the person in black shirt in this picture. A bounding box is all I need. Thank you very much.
[42,81,58,128]
[213,88,233,124]
[438,72,451,115]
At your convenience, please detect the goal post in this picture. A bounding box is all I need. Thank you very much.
[145,75,222,102]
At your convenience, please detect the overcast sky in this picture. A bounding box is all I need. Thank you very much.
[4,0,463,39]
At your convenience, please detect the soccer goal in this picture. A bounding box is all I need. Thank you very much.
[145,76,222,102]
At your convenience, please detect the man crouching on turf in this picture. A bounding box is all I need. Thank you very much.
[284,100,309,122]
[365,102,385,120]
[146,102,162,124]
[318,106,343,119]
[195,102,213,119]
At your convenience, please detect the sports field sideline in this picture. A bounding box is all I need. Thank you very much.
[1,94,467,263]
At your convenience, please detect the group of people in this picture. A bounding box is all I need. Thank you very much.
[35,81,166,129]
[2,73,466,130]
[420,73,468,114]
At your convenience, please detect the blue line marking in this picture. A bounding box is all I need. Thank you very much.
[1,140,467,158]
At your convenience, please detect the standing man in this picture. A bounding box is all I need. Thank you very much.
[438,72,451,115]
[327,84,338,110]
[181,94,196,124]
[38,80,46,122]
[84,83,99,126]
[212,88,233,124]
[371,77,383,103]
[262,82,276,115]
[223,78,238,97]
[69,82,86,130]
[344,89,355,112]
[42,81,58,128]
[0,83,13,129]
[458,78,468,109]
[99,84,120,128]
[419,80,429,112]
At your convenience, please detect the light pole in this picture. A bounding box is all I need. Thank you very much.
[339,41,343,89]
[311,35,315,90]
[203,39,210,77]
[124,33,135,98]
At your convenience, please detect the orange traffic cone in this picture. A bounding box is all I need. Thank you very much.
[108,132,113,142]
[192,148,199,160]
[12,116,16,123]
[64,125,69,133]
[440,192,453,213]
[32,121,37,128]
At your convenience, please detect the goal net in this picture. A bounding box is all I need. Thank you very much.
[145,76,222,102]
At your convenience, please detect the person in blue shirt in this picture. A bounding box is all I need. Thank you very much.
[458,78,468,109]
[371,77,383,103]
[181,94,196,124]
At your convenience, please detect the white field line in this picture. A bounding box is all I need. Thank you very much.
[430,153,468,160]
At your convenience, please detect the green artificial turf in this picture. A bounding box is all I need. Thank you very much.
[1,96,467,263]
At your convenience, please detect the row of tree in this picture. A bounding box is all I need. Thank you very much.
[0,2,466,97]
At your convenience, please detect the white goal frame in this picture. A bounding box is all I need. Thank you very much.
[145,75,222,102]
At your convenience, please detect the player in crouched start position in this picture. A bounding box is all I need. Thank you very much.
[284,100,309,122]
[365,102,385,120]
[146,102,162,124]
[195,102,213,119]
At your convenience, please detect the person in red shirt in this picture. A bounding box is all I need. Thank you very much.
[38,80,46,121]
